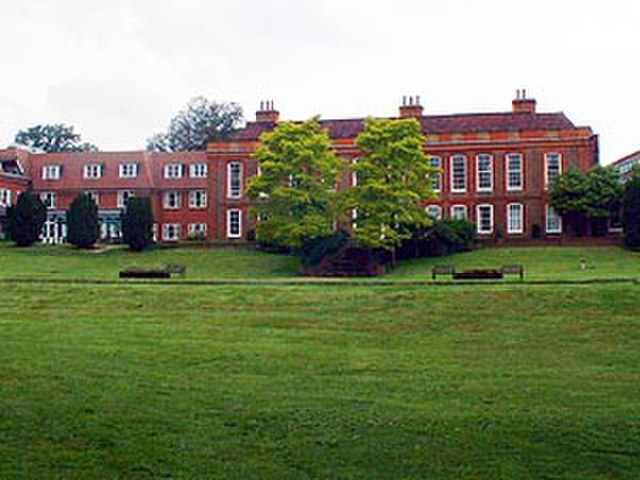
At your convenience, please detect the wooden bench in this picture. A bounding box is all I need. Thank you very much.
[119,264,187,279]
[501,264,524,280]
[432,265,456,280]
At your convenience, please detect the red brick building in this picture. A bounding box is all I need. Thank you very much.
[0,92,599,244]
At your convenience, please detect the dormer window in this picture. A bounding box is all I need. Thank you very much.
[189,163,207,178]
[84,164,103,179]
[119,163,139,178]
[164,164,183,179]
[42,165,61,180]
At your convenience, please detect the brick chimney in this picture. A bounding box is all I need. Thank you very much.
[399,95,424,118]
[256,100,280,123]
[512,89,536,114]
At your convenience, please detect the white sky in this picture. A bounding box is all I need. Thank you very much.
[1,0,638,163]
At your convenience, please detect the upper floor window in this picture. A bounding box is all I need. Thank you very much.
[163,191,181,209]
[429,156,441,193]
[450,155,467,193]
[40,192,56,209]
[545,153,562,188]
[476,154,493,192]
[117,190,135,209]
[189,190,207,209]
[0,189,12,207]
[83,164,103,179]
[507,203,524,234]
[476,204,494,234]
[164,164,183,179]
[85,191,99,205]
[506,154,523,191]
[228,162,242,198]
[42,165,61,180]
[189,163,208,178]
[119,163,138,178]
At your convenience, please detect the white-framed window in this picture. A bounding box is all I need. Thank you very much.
[119,163,138,178]
[545,153,562,188]
[0,189,12,207]
[426,205,442,220]
[227,209,242,238]
[507,203,524,234]
[429,156,441,192]
[40,192,56,209]
[83,164,103,179]
[164,164,183,179]
[163,191,181,209]
[42,165,61,180]
[162,223,181,241]
[506,154,523,191]
[189,163,207,178]
[189,190,207,209]
[476,154,493,192]
[188,223,207,237]
[546,205,562,233]
[85,191,99,205]
[450,155,467,193]
[228,162,242,198]
[450,204,467,220]
[476,204,494,234]
[117,190,135,209]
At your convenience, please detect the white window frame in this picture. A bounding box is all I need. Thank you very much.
[162,223,181,241]
[228,162,242,198]
[189,163,208,178]
[546,205,562,234]
[119,163,138,178]
[188,190,207,209]
[164,164,183,179]
[450,204,467,221]
[507,203,524,234]
[425,205,442,220]
[85,191,99,206]
[429,156,441,193]
[476,204,494,234]
[0,189,12,207]
[506,153,523,191]
[117,190,135,209]
[450,155,467,193]
[163,191,181,210]
[42,165,61,180]
[545,153,562,189]
[83,164,103,179]
[475,154,493,192]
[40,192,56,209]
[188,223,208,236]
[227,209,242,238]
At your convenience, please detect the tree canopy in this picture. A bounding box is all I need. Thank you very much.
[246,117,343,249]
[147,97,243,152]
[121,197,155,251]
[623,167,640,249]
[14,124,98,153]
[348,117,437,251]
[6,192,47,247]
[67,193,99,249]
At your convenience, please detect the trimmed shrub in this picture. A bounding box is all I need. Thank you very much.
[121,197,155,251]
[6,192,46,247]
[623,171,640,249]
[67,193,99,248]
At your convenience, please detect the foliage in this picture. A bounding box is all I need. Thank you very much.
[6,192,46,247]
[14,124,98,152]
[246,118,344,249]
[66,194,99,249]
[146,97,243,152]
[623,167,640,249]
[398,219,477,259]
[300,229,350,267]
[121,197,155,251]
[349,117,437,251]
[548,166,622,235]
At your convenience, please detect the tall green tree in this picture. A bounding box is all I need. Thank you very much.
[6,192,47,247]
[549,166,622,236]
[67,193,99,249]
[121,197,155,251]
[14,124,98,152]
[623,167,640,249]
[348,117,437,252]
[246,117,343,249]
[147,97,243,152]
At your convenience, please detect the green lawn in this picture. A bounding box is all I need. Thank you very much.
[0,282,638,479]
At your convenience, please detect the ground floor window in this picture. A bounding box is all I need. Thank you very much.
[188,223,207,239]
[476,204,494,234]
[163,223,181,241]
[546,205,562,234]
[507,203,524,234]
[426,205,442,220]
[227,209,242,238]
[41,213,67,244]
[450,204,467,220]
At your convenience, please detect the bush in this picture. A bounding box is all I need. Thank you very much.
[623,171,640,249]
[300,230,350,267]
[398,219,477,259]
[121,197,155,251]
[6,192,47,247]
[67,193,99,248]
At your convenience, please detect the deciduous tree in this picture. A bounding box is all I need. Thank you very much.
[623,167,640,249]
[14,124,98,152]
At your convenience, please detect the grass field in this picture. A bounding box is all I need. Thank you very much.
[0,243,639,479]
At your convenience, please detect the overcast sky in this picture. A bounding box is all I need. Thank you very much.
[1,0,638,163]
